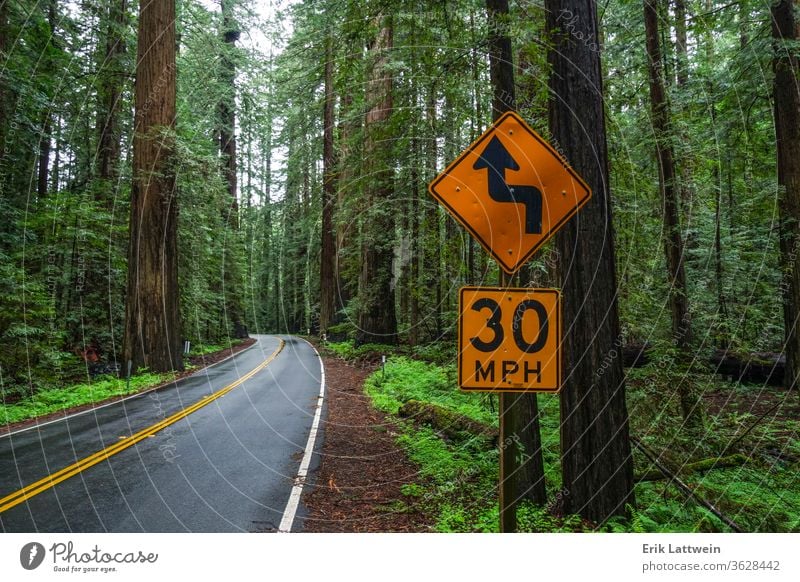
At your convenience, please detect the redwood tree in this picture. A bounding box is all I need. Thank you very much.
[96,0,127,184]
[319,32,337,336]
[773,0,800,390]
[122,0,182,373]
[356,15,397,345]
[546,0,635,522]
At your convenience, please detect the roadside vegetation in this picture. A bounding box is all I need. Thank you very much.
[325,341,800,533]
[0,339,249,426]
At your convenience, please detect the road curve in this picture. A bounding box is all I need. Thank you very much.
[0,335,324,532]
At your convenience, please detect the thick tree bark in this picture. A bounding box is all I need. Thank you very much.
[356,16,397,346]
[319,34,337,336]
[487,0,516,117]
[546,0,635,522]
[773,0,800,390]
[485,0,546,511]
[122,0,182,374]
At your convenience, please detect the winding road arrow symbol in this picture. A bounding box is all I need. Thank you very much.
[473,135,543,235]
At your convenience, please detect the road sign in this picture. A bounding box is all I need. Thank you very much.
[428,111,591,274]
[458,287,561,392]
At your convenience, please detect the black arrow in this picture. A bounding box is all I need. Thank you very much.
[472,135,542,235]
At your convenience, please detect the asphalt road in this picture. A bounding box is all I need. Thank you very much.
[0,335,324,532]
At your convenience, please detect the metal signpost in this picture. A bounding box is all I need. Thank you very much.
[428,111,591,532]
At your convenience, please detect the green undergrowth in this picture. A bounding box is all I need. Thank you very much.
[0,371,169,425]
[0,339,250,426]
[324,341,406,362]
[363,354,573,532]
[360,348,800,533]
[188,338,247,357]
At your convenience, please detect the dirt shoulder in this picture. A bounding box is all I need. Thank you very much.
[301,353,433,532]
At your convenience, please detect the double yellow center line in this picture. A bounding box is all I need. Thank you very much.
[0,339,285,514]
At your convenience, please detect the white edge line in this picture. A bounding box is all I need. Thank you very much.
[278,339,326,533]
[1,337,263,440]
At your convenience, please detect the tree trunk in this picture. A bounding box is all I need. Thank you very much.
[37,114,51,199]
[486,0,546,510]
[37,0,58,200]
[219,0,247,338]
[122,0,182,374]
[773,0,800,390]
[356,16,397,346]
[319,33,337,336]
[644,0,699,424]
[335,51,358,318]
[96,0,127,184]
[673,0,688,88]
[546,0,635,522]
[645,0,691,353]
[219,0,239,227]
[714,168,728,347]
[0,0,7,162]
[408,131,421,346]
[423,85,441,341]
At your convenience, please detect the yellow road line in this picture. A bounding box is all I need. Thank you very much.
[0,339,285,514]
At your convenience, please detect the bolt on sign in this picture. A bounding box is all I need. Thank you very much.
[428,111,591,274]
[459,287,561,392]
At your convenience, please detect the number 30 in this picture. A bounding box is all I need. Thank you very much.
[469,298,549,353]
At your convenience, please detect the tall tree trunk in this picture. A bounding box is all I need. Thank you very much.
[96,0,127,184]
[334,47,359,318]
[773,0,800,390]
[219,0,239,227]
[319,33,337,336]
[356,16,397,346]
[122,0,182,374]
[37,0,58,200]
[0,0,7,163]
[37,114,51,199]
[644,0,699,424]
[673,0,688,88]
[219,0,246,338]
[51,115,61,194]
[424,86,441,341]
[546,0,635,522]
[645,0,691,351]
[409,134,421,345]
[485,0,546,509]
[714,169,728,347]
[673,0,693,218]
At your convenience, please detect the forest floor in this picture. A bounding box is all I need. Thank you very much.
[305,340,800,533]
[302,352,432,532]
[0,337,256,434]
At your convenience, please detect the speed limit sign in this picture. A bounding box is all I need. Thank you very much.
[458,287,561,392]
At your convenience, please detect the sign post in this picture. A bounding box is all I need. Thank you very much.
[498,274,515,534]
[428,111,590,532]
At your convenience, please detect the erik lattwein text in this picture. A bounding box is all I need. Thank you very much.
[643,544,721,554]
